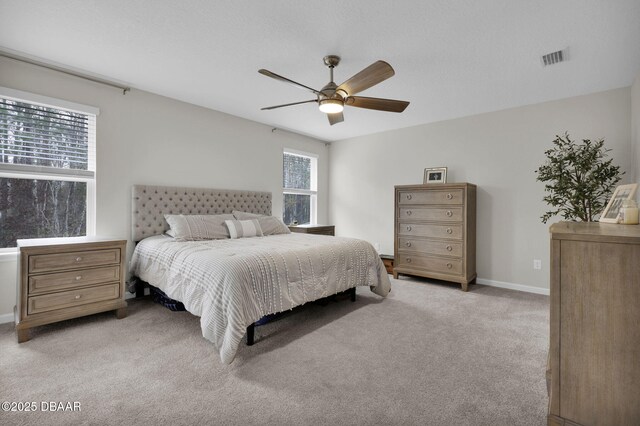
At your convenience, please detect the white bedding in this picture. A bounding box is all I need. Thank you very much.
[130,233,391,363]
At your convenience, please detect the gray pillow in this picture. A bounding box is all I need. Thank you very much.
[224,219,264,239]
[232,211,291,235]
[164,214,235,241]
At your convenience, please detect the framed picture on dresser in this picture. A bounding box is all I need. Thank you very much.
[599,183,638,223]
[424,167,447,184]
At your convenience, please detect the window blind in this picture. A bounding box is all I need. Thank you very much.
[283,152,311,190]
[0,98,96,178]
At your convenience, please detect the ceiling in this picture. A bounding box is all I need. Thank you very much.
[1,1,639,142]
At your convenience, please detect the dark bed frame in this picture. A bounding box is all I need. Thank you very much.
[244,287,356,346]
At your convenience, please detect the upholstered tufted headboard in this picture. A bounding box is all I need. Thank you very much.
[132,185,272,242]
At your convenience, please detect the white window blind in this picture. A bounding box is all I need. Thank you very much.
[0,96,96,178]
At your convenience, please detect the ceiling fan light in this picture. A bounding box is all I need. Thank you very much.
[318,99,344,114]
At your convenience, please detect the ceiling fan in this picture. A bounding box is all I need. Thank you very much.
[258,55,410,125]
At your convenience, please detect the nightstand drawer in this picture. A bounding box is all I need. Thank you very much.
[398,238,463,257]
[398,223,463,239]
[288,225,335,236]
[399,207,463,222]
[28,266,121,295]
[29,249,121,273]
[27,283,120,315]
[398,189,464,205]
[395,254,463,275]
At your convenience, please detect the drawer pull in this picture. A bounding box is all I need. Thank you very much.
[406,210,412,216]
[75,275,82,281]
[75,257,82,262]
[406,242,412,247]
[446,263,453,269]
[446,193,453,200]
[446,245,452,251]
[406,226,412,231]
[74,294,81,299]
[446,228,452,234]
[446,210,453,217]
[406,258,412,263]
[406,194,412,200]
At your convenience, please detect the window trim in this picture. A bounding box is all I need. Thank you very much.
[0,86,100,116]
[0,87,98,252]
[283,148,318,225]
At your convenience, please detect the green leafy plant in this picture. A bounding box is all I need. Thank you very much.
[535,133,623,223]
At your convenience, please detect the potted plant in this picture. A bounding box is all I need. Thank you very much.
[535,132,623,223]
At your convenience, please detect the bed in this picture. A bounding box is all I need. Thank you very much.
[129,185,391,364]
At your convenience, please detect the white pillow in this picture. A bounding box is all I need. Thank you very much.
[164,214,235,241]
[232,211,291,235]
[225,219,264,239]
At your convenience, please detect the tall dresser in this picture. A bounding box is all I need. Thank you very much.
[548,222,640,425]
[394,183,476,291]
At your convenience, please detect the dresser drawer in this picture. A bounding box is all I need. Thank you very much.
[399,207,463,222]
[398,189,464,205]
[395,254,463,275]
[398,223,463,240]
[28,266,121,295]
[27,283,120,315]
[29,249,121,273]
[398,238,463,257]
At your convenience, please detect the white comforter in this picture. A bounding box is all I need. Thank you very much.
[130,233,391,363]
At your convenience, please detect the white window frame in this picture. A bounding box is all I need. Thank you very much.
[283,148,318,225]
[0,87,98,253]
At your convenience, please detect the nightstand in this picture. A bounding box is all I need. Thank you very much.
[379,255,394,275]
[288,224,335,236]
[15,237,128,343]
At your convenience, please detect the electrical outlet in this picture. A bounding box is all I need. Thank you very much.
[373,242,380,252]
[533,259,542,270]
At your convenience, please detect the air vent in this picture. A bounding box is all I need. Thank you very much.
[541,49,566,66]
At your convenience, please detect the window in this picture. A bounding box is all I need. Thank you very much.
[0,87,98,249]
[283,150,317,225]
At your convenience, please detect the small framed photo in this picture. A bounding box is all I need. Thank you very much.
[424,167,447,184]
[599,183,638,223]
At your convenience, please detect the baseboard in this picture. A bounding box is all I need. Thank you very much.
[476,278,550,296]
[0,280,547,323]
[0,312,14,325]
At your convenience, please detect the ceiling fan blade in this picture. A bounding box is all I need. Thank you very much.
[261,99,317,111]
[327,111,344,126]
[258,69,322,95]
[336,61,395,97]
[345,96,409,113]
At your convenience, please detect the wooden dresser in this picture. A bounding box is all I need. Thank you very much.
[15,237,128,343]
[394,183,476,291]
[288,224,335,236]
[548,222,640,425]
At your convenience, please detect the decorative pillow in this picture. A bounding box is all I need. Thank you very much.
[164,214,235,241]
[232,211,291,235]
[224,219,264,239]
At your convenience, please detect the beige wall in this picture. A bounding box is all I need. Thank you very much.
[0,57,327,318]
[328,87,632,292]
[0,54,636,318]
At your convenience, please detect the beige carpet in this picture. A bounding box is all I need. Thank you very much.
[0,277,549,426]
